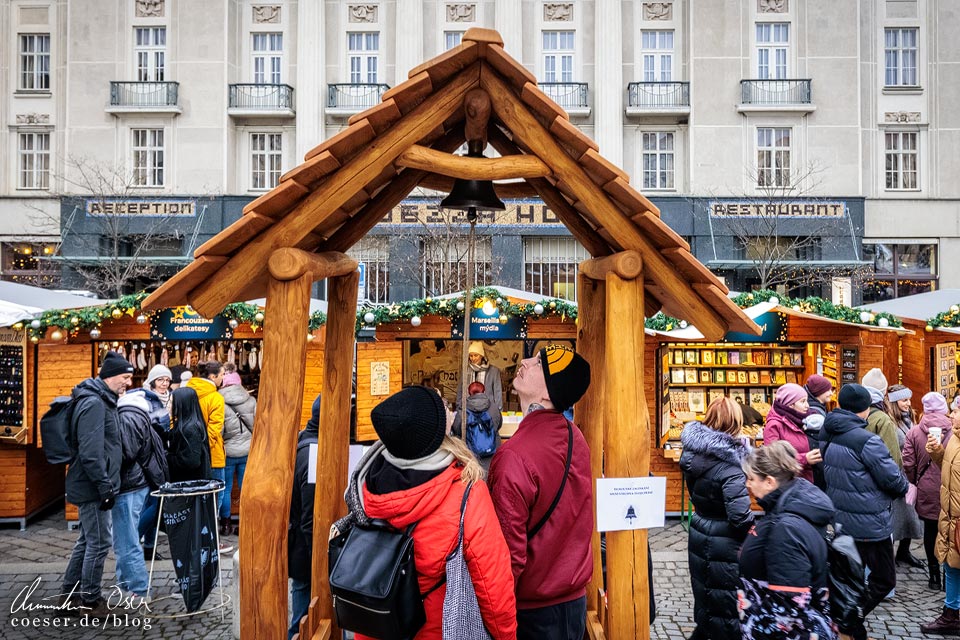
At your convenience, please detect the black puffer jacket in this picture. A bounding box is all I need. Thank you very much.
[740,478,835,590]
[288,428,318,583]
[118,404,150,494]
[680,421,754,640]
[65,378,121,505]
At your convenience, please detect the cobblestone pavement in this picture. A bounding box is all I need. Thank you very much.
[0,507,947,639]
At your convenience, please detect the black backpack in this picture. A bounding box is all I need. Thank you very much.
[328,520,427,639]
[39,395,76,465]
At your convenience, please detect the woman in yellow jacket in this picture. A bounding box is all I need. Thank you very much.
[186,361,229,553]
[922,395,960,635]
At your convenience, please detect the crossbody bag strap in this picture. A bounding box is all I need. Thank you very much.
[422,481,475,599]
[529,420,574,538]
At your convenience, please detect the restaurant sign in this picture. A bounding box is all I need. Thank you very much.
[385,202,563,225]
[710,201,846,218]
[152,306,231,340]
[86,199,197,216]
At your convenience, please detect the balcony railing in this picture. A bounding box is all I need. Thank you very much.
[539,82,590,114]
[627,81,690,110]
[108,81,179,111]
[740,79,812,105]
[327,83,390,112]
[228,83,295,112]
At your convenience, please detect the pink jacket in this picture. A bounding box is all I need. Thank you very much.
[903,413,953,520]
[763,405,814,483]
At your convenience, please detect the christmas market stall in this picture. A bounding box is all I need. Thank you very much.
[139,28,760,640]
[353,286,578,441]
[650,290,909,513]
[861,289,960,401]
[0,283,109,529]
[20,293,328,526]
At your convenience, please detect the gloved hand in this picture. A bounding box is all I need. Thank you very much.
[99,494,116,511]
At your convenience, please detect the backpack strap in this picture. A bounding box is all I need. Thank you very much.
[529,420,574,538]
[422,482,475,600]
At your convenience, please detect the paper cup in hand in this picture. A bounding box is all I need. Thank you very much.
[930,426,943,445]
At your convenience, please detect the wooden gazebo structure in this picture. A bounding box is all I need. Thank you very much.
[143,28,758,640]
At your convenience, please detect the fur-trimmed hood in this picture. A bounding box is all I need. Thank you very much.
[680,420,749,469]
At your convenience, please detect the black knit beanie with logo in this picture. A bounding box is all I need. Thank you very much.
[371,386,447,460]
[539,344,591,412]
[99,352,134,379]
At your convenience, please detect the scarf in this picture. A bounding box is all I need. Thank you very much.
[154,389,171,411]
[773,399,808,426]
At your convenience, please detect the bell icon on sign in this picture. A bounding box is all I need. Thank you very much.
[625,506,637,522]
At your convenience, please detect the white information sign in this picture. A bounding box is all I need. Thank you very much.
[370,361,391,396]
[595,477,667,532]
[307,443,318,484]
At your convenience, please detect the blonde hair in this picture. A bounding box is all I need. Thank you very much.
[742,440,802,484]
[703,397,743,437]
[439,435,485,484]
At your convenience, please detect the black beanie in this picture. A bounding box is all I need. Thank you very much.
[99,351,134,379]
[371,386,446,460]
[539,345,591,412]
[838,383,872,413]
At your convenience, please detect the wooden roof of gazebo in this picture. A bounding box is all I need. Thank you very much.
[142,27,756,341]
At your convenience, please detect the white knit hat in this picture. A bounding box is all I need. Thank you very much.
[861,368,888,392]
[145,364,173,388]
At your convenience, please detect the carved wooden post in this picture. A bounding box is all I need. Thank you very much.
[575,272,606,616]
[581,250,650,640]
[240,271,312,639]
[311,268,360,635]
[240,249,358,640]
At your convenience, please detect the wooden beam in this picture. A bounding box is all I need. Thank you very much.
[267,249,358,282]
[480,70,728,340]
[395,144,550,180]
[417,173,540,198]
[239,272,312,640]
[463,88,492,145]
[580,251,642,281]
[186,64,480,318]
[604,271,651,640]
[575,273,606,616]
[141,255,227,311]
[311,269,360,636]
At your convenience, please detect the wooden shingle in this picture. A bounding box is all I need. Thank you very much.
[242,179,309,217]
[304,120,376,162]
[383,72,434,115]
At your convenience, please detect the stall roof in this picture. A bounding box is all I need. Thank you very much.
[434,287,576,306]
[0,281,106,311]
[649,301,777,340]
[245,298,328,315]
[777,305,913,336]
[859,289,960,322]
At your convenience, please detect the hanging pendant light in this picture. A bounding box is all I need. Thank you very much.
[439,141,506,217]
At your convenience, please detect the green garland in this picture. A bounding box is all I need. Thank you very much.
[643,288,902,332]
[925,304,960,331]
[356,287,578,333]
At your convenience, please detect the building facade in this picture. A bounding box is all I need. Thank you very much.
[0,0,951,303]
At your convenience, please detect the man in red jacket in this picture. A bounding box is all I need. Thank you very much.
[488,344,593,640]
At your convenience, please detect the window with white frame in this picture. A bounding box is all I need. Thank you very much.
[641,132,675,190]
[542,31,574,83]
[422,236,492,296]
[641,31,673,82]
[17,132,50,190]
[524,237,588,301]
[251,133,282,191]
[19,34,50,91]
[348,32,380,84]
[756,127,791,187]
[885,131,918,190]
[132,129,164,187]
[135,27,166,82]
[347,237,391,303]
[444,31,463,51]
[252,33,283,84]
[884,28,918,86]
[756,23,789,79]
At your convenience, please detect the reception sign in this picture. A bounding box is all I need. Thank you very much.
[152,307,231,340]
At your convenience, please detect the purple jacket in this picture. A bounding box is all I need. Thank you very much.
[903,413,953,520]
[764,405,814,483]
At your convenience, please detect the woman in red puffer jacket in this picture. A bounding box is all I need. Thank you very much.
[331,386,517,640]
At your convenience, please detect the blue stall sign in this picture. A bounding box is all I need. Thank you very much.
[724,311,782,343]
[451,306,524,340]
[152,307,231,340]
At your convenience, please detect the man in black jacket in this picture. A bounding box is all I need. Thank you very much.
[113,392,167,598]
[61,352,133,614]
[287,394,320,640]
[820,383,908,640]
